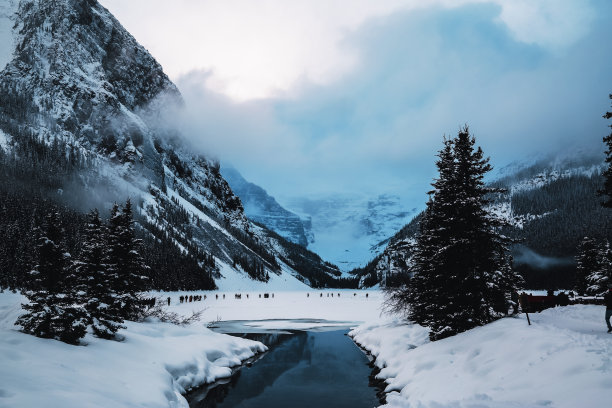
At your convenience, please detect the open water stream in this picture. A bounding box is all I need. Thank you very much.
[186,320,382,408]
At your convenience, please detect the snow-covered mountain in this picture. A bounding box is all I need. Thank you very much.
[221,166,311,247]
[0,0,341,290]
[219,164,417,273]
[356,151,611,288]
[285,193,417,272]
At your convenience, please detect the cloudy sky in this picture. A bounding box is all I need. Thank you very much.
[101,0,612,208]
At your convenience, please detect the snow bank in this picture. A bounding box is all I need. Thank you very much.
[350,305,612,408]
[0,291,266,408]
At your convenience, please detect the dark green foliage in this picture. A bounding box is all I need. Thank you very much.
[586,240,612,296]
[168,150,192,180]
[106,200,150,320]
[400,127,521,340]
[599,94,612,208]
[232,255,269,282]
[575,237,600,295]
[510,173,612,256]
[139,221,217,291]
[0,137,219,293]
[15,212,87,345]
[75,209,124,339]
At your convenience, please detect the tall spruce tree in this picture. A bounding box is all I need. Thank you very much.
[106,200,149,320]
[75,209,124,339]
[599,94,612,208]
[405,126,521,340]
[575,237,600,295]
[586,240,612,296]
[15,211,87,345]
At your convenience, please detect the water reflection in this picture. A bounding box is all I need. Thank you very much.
[187,330,380,408]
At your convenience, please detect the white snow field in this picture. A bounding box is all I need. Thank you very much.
[157,289,383,326]
[350,305,612,408]
[2,290,610,408]
[0,291,266,408]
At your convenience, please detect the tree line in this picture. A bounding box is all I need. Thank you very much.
[574,94,612,295]
[16,200,148,344]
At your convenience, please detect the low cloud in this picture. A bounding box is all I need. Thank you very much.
[139,0,612,209]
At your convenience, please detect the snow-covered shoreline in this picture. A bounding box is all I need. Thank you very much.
[3,290,609,408]
[0,291,266,408]
[350,305,612,408]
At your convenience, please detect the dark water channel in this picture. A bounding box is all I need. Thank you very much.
[186,328,382,408]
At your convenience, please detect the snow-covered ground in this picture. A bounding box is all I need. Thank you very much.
[0,291,266,408]
[2,290,610,408]
[155,289,384,325]
[351,305,612,408]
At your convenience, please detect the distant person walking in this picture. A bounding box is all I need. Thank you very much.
[605,287,612,333]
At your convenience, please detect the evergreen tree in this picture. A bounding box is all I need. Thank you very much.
[405,126,521,340]
[75,209,124,338]
[599,94,612,208]
[586,240,612,296]
[106,200,149,320]
[575,237,600,295]
[15,211,87,345]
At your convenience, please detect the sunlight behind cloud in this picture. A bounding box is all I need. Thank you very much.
[100,0,596,101]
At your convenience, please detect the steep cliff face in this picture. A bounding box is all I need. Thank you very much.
[0,0,342,289]
[221,166,310,247]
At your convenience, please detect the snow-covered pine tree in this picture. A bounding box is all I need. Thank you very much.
[405,126,520,340]
[599,94,612,208]
[16,211,87,345]
[404,138,457,330]
[575,237,600,296]
[106,200,150,321]
[586,240,612,296]
[75,209,124,339]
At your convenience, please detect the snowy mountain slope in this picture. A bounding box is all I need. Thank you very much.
[0,0,18,72]
[355,153,611,288]
[285,193,417,272]
[221,166,311,247]
[0,0,341,290]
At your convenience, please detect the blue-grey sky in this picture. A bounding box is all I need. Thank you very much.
[101,0,612,208]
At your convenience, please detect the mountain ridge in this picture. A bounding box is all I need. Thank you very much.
[0,0,346,290]
[354,152,612,289]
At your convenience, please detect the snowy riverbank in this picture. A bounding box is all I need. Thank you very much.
[350,305,612,408]
[3,290,608,408]
[0,291,266,408]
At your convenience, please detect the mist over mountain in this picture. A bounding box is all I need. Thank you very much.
[0,0,347,291]
[284,193,417,272]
